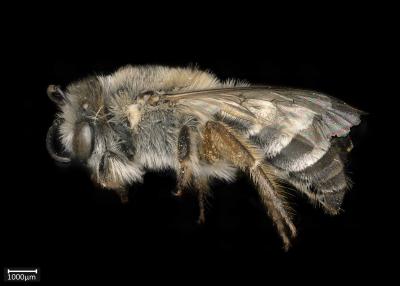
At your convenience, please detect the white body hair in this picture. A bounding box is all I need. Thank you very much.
[47,65,363,249]
[59,66,246,185]
[55,65,362,202]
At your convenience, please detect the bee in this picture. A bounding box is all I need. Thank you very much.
[46,65,363,250]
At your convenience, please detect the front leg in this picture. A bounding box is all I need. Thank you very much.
[92,173,130,203]
[114,188,129,204]
[93,151,144,204]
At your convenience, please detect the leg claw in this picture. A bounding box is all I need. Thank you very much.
[172,188,184,197]
[197,212,206,224]
[116,190,129,204]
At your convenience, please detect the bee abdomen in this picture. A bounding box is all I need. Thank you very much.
[269,137,353,214]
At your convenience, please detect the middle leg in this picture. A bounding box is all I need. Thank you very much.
[176,125,210,223]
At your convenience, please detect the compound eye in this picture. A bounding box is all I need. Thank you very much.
[73,122,94,161]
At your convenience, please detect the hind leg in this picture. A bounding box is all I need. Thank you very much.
[202,121,296,250]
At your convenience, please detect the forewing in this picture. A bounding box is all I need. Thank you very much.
[167,87,363,213]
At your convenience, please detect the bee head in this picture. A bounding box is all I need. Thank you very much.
[46,77,102,164]
[46,76,142,189]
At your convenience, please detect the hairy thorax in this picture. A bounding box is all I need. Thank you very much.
[102,66,239,172]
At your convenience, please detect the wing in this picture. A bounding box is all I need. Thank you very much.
[166,86,364,214]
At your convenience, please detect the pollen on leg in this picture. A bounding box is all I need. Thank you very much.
[203,120,296,249]
[175,126,194,196]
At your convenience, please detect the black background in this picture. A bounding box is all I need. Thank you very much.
[1,8,391,284]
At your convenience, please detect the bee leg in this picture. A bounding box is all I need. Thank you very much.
[176,126,210,223]
[175,126,193,197]
[115,188,129,204]
[174,160,192,197]
[194,176,209,224]
[91,174,129,204]
[203,121,296,250]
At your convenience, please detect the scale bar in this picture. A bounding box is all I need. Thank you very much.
[7,269,37,274]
